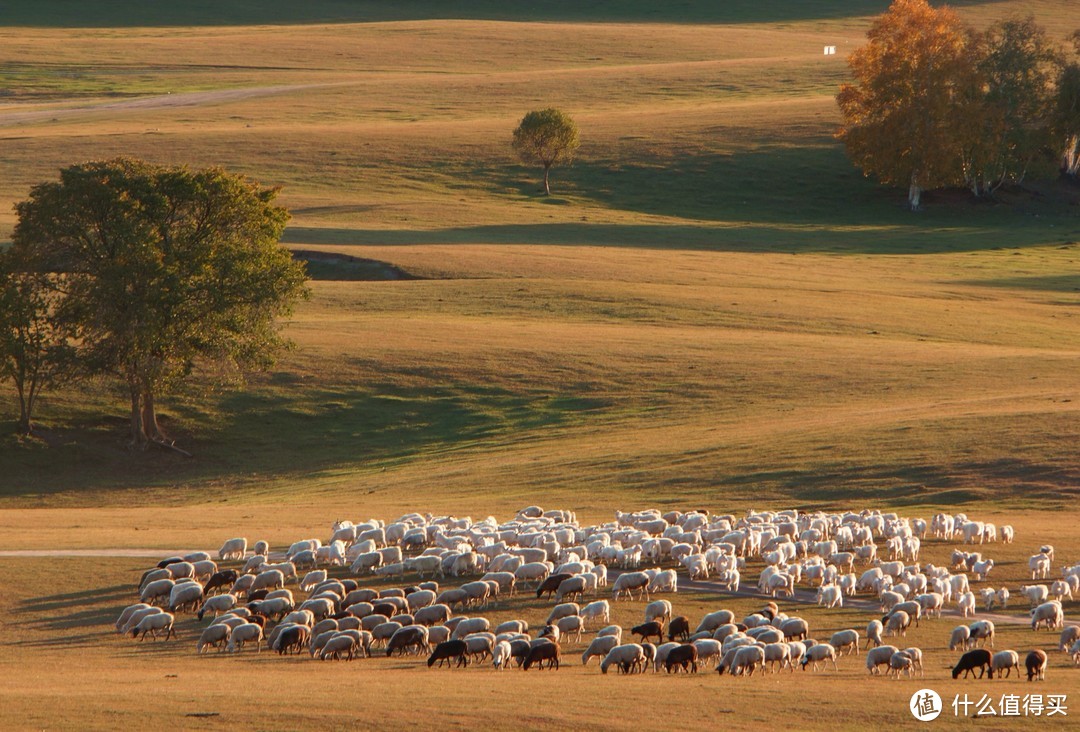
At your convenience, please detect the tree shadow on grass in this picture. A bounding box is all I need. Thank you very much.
[0,380,607,498]
[286,145,1080,254]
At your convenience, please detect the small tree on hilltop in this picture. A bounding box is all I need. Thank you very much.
[836,0,977,210]
[12,158,309,452]
[512,108,580,195]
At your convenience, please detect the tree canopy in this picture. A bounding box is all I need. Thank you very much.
[10,158,309,450]
[511,108,580,195]
[836,0,975,210]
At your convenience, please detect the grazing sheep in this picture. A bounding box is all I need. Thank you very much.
[140,578,176,606]
[631,621,665,645]
[991,650,1021,679]
[865,620,884,649]
[887,651,914,678]
[817,584,843,609]
[197,594,237,621]
[780,618,809,641]
[695,610,735,635]
[218,538,247,562]
[554,576,587,603]
[830,629,860,657]
[950,625,972,651]
[801,642,838,672]
[386,625,430,657]
[1025,649,1047,681]
[493,640,514,669]
[600,643,646,674]
[883,611,910,638]
[321,633,359,661]
[196,623,231,654]
[667,616,691,642]
[546,602,580,626]
[115,603,151,633]
[611,571,651,601]
[555,615,585,643]
[866,645,899,675]
[225,622,262,653]
[762,642,792,673]
[132,611,175,641]
[644,600,673,624]
[203,570,239,596]
[1030,601,1064,631]
[451,617,491,640]
[580,600,610,628]
[717,645,765,677]
[664,644,698,673]
[969,620,996,649]
[1059,626,1080,652]
[953,649,994,679]
[582,635,621,667]
[522,639,560,670]
[168,582,204,614]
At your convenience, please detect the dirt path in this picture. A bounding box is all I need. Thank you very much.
[0,82,347,126]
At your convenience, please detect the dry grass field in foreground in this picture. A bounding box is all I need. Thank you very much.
[0,509,1076,731]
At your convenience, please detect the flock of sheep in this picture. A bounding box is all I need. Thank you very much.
[114,505,1079,680]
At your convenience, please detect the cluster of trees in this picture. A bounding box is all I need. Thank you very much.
[0,158,309,450]
[837,0,1080,209]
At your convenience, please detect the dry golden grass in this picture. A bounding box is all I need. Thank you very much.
[0,4,1078,727]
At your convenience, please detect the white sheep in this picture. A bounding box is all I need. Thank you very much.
[1059,626,1080,652]
[991,650,1021,678]
[969,620,995,648]
[226,622,262,653]
[132,611,174,641]
[218,538,247,562]
[581,635,621,667]
[949,625,971,651]
[115,603,151,633]
[957,591,975,618]
[555,615,585,643]
[829,629,859,657]
[168,581,204,614]
[817,584,842,609]
[611,571,651,601]
[600,643,646,674]
[644,599,672,624]
[196,623,231,653]
[1030,553,1051,580]
[1031,601,1064,631]
[493,640,513,669]
[580,600,610,628]
[865,619,884,649]
[197,593,236,620]
[866,644,899,674]
[1020,584,1050,607]
[801,642,838,672]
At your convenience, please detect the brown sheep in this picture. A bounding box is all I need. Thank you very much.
[427,640,469,668]
[631,620,664,645]
[665,644,698,673]
[1025,649,1047,682]
[522,639,561,670]
[535,573,573,600]
[668,616,691,642]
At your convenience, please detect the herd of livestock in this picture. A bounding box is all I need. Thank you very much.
[114,506,1079,679]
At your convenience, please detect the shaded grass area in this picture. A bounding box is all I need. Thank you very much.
[285,144,1080,254]
[0,379,608,500]
[0,0,906,28]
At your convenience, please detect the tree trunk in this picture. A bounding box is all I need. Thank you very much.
[16,384,31,436]
[129,382,147,448]
[543,165,551,195]
[141,388,164,442]
[908,180,922,211]
[1063,135,1080,177]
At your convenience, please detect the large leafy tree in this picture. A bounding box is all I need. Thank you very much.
[0,251,72,435]
[1055,32,1080,179]
[836,0,977,209]
[963,17,1062,196]
[11,158,309,451]
[512,108,580,195]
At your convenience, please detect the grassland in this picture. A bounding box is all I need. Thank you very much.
[0,2,1078,727]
